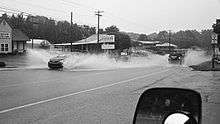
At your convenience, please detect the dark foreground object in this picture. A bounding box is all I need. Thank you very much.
[133,88,201,124]
[0,62,6,67]
[48,56,65,69]
[168,52,184,65]
[190,61,220,71]
[48,61,63,69]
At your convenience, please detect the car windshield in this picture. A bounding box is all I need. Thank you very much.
[0,0,220,124]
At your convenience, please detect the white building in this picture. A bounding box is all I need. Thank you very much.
[26,39,51,48]
[156,43,177,48]
[53,34,115,53]
[0,19,29,54]
[138,41,160,48]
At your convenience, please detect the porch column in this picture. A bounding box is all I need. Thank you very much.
[23,41,25,50]
[17,42,18,50]
[12,40,14,52]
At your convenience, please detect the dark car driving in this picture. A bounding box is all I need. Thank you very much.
[168,52,184,64]
[48,55,66,69]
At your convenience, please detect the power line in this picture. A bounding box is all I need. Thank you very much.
[1,0,155,33]
[57,0,154,32]
[0,5,33,16]
[104,11,154,31]
[3,0,152,32]
[61,0,82,7]
[59,0,96,12]
[0,9,18,15]
[12,0,67,14]
[0,1,64,20]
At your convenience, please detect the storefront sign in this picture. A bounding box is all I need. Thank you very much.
[0,32,10,39]
[101,44,115,49]
[99,35,115,43]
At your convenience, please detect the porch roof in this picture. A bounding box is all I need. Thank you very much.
[12,29,29,42]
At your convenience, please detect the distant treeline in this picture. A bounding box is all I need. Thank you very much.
[1,13,96,44]
[151,30,212,49]
[1,13,132,51]
[1,13,213,50]
[137,30,213,50]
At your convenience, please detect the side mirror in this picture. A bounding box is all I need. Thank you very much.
[133,88,202,124]
[163,112,197,124]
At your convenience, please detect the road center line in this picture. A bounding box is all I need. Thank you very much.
[0,71,108,88]
[0,69,170,114]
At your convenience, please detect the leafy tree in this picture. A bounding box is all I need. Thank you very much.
[99,28,105,34]
[0,13,213,50]
[147,29,212,49]
[104,26,131,51]
[200,30,212,50]
[137,34,148,41]
[105,25,119,33]
[108,32,131,51]
[1,13,96,44]
[157,31,169,41]
[213,21,220,34]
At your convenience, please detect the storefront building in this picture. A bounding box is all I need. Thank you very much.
[0,19,29,54]
[53,34,115,53]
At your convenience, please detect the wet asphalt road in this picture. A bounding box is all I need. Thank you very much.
[0,66,220,124]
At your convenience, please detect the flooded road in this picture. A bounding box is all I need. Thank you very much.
[0,66,219,124]
[0,49,218,124]
[0,49,211,71]
[0,49,49,69]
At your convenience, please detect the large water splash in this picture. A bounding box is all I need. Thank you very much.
[27,49,170,70]
[64,53,170,70]
[26,49,55,68]
[12,49,211,70]
[183,50,211,66]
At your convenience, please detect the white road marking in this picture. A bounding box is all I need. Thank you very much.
[0,71,107,88]
[0,69,170,114]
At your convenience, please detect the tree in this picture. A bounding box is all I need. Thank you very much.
[200,30,212,50]
[99,28,105,34]
[213,20,220,34]
[0,14,98,44]
[157,31,169,41]
[137,34,148,41]
[108,32,131,51]
[105,25,119,33]
[147,33,158,40]
[104,26,131,51]
[1,13,8,20]
[148,29,212,49]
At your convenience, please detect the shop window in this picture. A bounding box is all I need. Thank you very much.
[5,44,8,51]
[1,44,4,51]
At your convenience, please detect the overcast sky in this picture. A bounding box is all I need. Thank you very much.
[1,0,220,34]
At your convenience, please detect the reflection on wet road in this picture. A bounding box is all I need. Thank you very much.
[0,66,219,124]
[0,49,218,124]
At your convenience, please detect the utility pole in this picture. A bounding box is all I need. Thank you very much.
[212,19,220,69]
[168,30,171,53]
[32,38,34,49]
[95,10,104,51]
[70,12,73,52]
[29,15,37,49]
